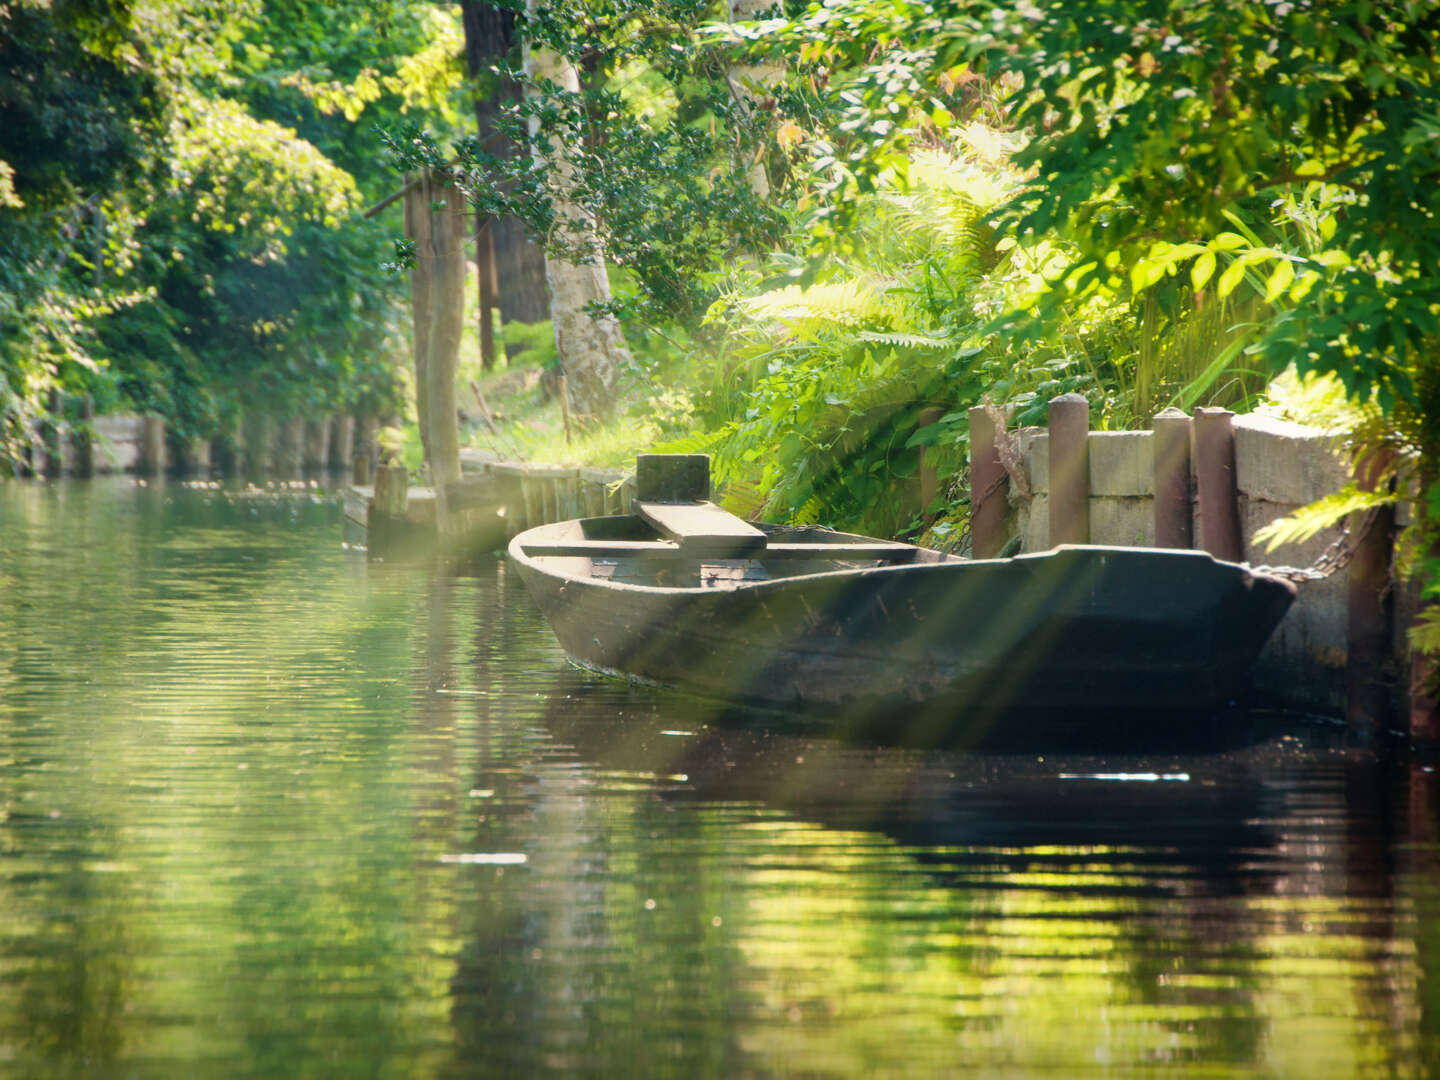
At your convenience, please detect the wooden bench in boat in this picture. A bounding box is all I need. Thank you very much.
[634,499,769,558]
[519,538,919,562]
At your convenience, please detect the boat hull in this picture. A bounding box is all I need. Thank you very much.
[510,519,1296,731]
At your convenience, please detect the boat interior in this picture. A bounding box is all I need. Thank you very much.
[517,513,962,590]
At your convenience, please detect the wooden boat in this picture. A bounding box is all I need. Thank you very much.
[508,456,1297,730]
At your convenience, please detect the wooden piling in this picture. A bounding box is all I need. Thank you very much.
[75,395,95,478]
[42,389,65,477]
[246,414,273,475]
[139,415,165,476]
[1048,393,1090,546]
[1411,461,1439,743]
[373,463,410,519]
[1192,407,1243,563]
[968,405,1007,558]
[1152,407,1193,549]
[303,418,331,473]
[331,416,356,471]
[1345,449,1396,744]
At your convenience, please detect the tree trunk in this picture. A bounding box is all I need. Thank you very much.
[404,170,434,461]
[425,170,467,531]
[523,3,630,417]
[461,0,549,355]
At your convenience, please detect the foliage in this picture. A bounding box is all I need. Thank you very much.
[0,0,464,468]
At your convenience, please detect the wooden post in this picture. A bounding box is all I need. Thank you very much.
[246,413,273,475]
[637,454,710,502]
[1412,461,1439,742]
[559,373,573,444]
[968,405,1007,558]
[75,395,95,478]
[373,463,410,519]
[1192,407,1243,562]
[331,416,356,471]
[1048,393,1090,546]
[1346,449,1395,744]
[139,414,165,476]
[303,418,330,473]
[42,389,64,476]
[1152,407,1193,549]
[476,215,499,371]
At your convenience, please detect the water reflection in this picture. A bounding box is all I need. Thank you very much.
[1,479,1439,1076]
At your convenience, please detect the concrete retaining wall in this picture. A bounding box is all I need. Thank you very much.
[989,413,1412,718]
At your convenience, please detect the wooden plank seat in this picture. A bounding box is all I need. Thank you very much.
[634,499,769,558]
[519,538,918,562]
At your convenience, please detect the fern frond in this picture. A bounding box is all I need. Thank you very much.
[742,280,889,331]
[1410,606,1440,659]
[857,330,954,350]
[1252,483,1399,553]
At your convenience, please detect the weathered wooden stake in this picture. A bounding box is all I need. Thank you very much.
[968,405,1007,558]
[1048,393,1090,546]
[1192,407,1243,563]
[637,454,710,502]
[331,416,356,471]
[302,418,328,472]
[246,414,273,475]
[373,463,410,519]
[559,373,573,445]
[1152,407,1193,549]
[139,415,165,476]
[1345,449,1396,744]
[1412,460,1440,743]
[43,389,65,477]
[75,395,95,478]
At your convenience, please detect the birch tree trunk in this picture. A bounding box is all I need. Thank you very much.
[523,0,629,417]
[727,0,783,200]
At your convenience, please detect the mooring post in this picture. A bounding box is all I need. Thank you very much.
[1412,461,1440,743]
[331,416,355,472]
[373,463,409,519]
[1048,393,1090,546]
[43,389,65,476]
[303,418,330,473]
[968,405,1008,558]
[1152,407,1193,549]
[1191,407,1243,563]
[1345,449,1396,744]
[76,395,95,478]
[139,414,165,476]
[637,453,710,502]
[246,414,273,476]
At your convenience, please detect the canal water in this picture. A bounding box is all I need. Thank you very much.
[1,478,1439,1078]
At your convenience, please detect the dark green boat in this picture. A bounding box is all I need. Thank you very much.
[509,505,1297,727]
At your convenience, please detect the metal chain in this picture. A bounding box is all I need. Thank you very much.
[1250,507,1381,584]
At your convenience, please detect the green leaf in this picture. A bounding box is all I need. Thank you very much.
[1190,251,1216,292]
[1216,258,1247,299]
[1252,484,1399,553]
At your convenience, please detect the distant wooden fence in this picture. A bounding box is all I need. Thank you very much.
[969,395,1430,738]
[8,405,369,478]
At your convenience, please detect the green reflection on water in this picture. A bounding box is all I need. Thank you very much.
[0,478,1438,1078]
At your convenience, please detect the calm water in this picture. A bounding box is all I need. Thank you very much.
[2,478,1439,1078]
